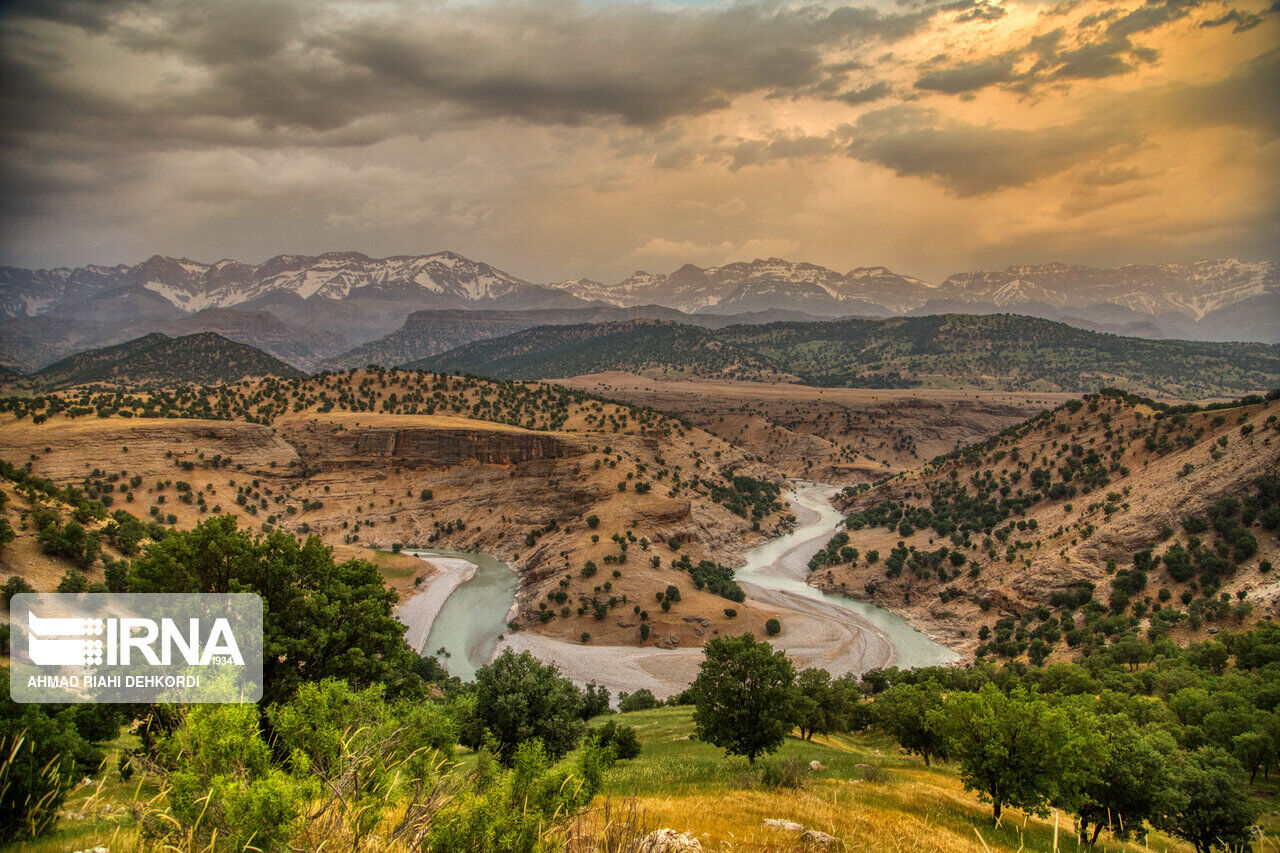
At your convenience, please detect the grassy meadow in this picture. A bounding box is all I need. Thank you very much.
[587,706,1237,853]
[6,705,1277,853]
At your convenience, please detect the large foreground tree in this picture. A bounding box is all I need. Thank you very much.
[691,633,796,763]
[129,515,418,703]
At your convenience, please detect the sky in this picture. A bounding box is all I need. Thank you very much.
[0,0,1276,284]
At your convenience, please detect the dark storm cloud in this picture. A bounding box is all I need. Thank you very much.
[914,56,1019,93]
[1106,0,1207,37]
[712,132,841,170]
[1047,37,1143,78]
[1200,7,1268,30]
[0,0,143,31]
[956,3,1009,21]
[0,0,929,138]
[842,48,1280,195]
[837,80,894,105]
[905,0,1264,100]
[1156,47,1280,134]
[840,104,1139,194]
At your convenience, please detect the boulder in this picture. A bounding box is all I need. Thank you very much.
[802,829,838,846]
[638,829,703,852]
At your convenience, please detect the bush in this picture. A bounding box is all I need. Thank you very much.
[619,688,660,713]
[765,618,781,636]
[592,720,641,761]
[160,704,309,852]
[474,650,585,765]
[0,686,96,844]
[756,757,808,790]
[425,740,604,853]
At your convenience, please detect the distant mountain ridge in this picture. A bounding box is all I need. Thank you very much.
[1,253,1276,376]
[552,259,932,314]
[552,257,1278,340]
[408,314,1280,399]
[33,332,303,389]
[0,250,590,322]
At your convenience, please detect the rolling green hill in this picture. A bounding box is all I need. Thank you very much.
[409,314,1280,398]
[35,332,304,389]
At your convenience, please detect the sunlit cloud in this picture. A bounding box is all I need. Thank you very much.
[0,0,1275,281]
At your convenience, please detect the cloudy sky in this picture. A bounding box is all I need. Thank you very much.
[0,0,1276,283]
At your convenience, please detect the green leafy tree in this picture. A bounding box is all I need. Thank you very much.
[874,681,948,766]
[55,567,89,593]
[1073,713,1178,844]
[1155,747,1260,853]
[618,688,659,713]
[1231,711,1280,785]
[792,668,846,740]
[0,517,14,554]
[591,719,641,760]
[0,685,95,844]
[1,575,34,605]
[931,684,1103,822]
[691,633,796,764]
[474,649,584,765]
[579,682,612,720]
[129,515,418,702]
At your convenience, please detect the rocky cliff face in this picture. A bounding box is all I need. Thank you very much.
[276,420,591,470]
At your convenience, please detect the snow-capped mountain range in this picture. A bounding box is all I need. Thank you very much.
[552,260,937,315]
[0,250,578,319]
[0,251,1275,373]
[935,260,1278,322]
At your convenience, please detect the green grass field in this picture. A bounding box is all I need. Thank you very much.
[7,705,1274,852]
[591,706,1266,853]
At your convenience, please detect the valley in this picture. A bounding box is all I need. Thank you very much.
[4,363,1276,683]
[2,346,1277,853]
[0,370,803,657]
[7,0,1279,843]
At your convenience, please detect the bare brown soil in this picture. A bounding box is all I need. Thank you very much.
[554,373,1073,484]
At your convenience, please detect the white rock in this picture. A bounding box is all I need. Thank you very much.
[638,829,703,852]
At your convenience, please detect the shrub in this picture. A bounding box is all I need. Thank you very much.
[618,688,659,713]
[592,720,641,761]
[756,757,808,790]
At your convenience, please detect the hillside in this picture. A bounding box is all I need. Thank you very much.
[322,305,841,371]
[411,315,1280,399]
[322,306,692,370]
[557,373,1074,484]
[807,390,1280,658]
[0,309,350,373]
[0,368,795,651]
[407,319,791,381]
[32,332,304,389]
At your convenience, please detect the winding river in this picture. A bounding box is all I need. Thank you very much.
[402,482,957,691]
